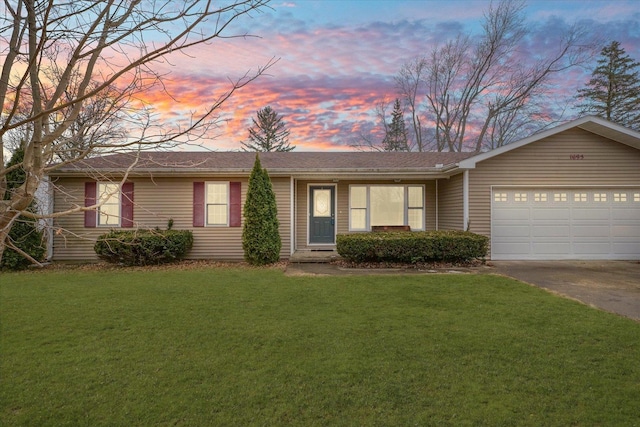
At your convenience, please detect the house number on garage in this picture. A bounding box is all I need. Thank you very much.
[569,154,584,160]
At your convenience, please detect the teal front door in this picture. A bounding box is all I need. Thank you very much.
[309,186,335,244]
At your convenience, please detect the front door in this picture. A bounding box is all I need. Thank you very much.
[309,186,335,244]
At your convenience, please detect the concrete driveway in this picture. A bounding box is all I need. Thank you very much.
[492,260,640,321]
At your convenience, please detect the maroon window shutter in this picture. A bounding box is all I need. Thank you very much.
[229,182,242,227]
[193,182,205,227]
[121,182,134,228]
[84,182,97,228]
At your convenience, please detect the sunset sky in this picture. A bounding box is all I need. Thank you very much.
[153,0,640,152]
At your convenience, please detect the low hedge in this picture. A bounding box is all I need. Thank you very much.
[94,229,194,266]
[336,230,488,263]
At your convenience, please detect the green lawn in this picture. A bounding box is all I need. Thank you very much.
[1,266,639,426]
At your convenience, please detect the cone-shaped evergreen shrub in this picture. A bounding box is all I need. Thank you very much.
[242,154,281,265]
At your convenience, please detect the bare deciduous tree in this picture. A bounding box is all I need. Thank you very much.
[0,0,277,264]
[396,0,596,152]
[351,97,393,152]
[396,57,428,151]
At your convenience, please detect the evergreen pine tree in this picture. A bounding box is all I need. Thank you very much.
[1,147,46,270]
[383,99,409,151]
[241,106,295,152]
[577,41,640,130]
[242,154,281,265]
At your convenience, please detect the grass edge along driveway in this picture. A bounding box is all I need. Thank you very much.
[2,266,639,426]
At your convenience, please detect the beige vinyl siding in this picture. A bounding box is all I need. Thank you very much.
[467,128,640,245]
[52,176,292,262]
[437,174,464,230]
[52,177,102,261]
[295,179,437,251]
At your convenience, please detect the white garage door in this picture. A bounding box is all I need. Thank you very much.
[491,188,640,260]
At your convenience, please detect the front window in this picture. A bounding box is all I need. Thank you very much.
[98,183,120,226]
[349,185,425,231]
[206,182,229,226]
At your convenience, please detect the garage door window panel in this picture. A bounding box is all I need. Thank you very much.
[554,193,567,202]
[514,193,527,202]
[534,193,547,202]
[494,193,507,202]
[574,193,587,202]
[614,193,627,202]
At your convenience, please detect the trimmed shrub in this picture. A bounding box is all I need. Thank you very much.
[336,230,488,263]
[94,228,193,266]
[1,218,46,271]
[242,154,281,265]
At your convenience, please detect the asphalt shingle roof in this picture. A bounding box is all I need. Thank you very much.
[54,151,475,174]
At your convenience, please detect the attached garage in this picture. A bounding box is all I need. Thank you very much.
[491,188,640,260]
[456,116,640,261]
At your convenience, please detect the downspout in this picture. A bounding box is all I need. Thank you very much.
[463,170,469,231]
[290,177,295,256]
[435,179,438,231]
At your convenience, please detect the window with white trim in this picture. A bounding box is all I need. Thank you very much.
[206,182,229,226]
[97,183,120,226]
[514,193,527,202]
[349,185,425,231]
[407,186,424,230]
[350,186,367,230]
[634,193,640,202]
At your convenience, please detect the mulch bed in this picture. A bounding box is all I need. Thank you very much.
[24,259,488,273]
[332,258,487,271]
[28,260,289,273]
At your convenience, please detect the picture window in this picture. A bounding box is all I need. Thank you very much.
[349,185,424,231]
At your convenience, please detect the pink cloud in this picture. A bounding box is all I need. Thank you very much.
[133,2,640,152]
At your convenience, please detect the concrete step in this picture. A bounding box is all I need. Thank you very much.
[290,250,340,263]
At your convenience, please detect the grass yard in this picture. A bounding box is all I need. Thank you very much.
[1,266,639,426]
